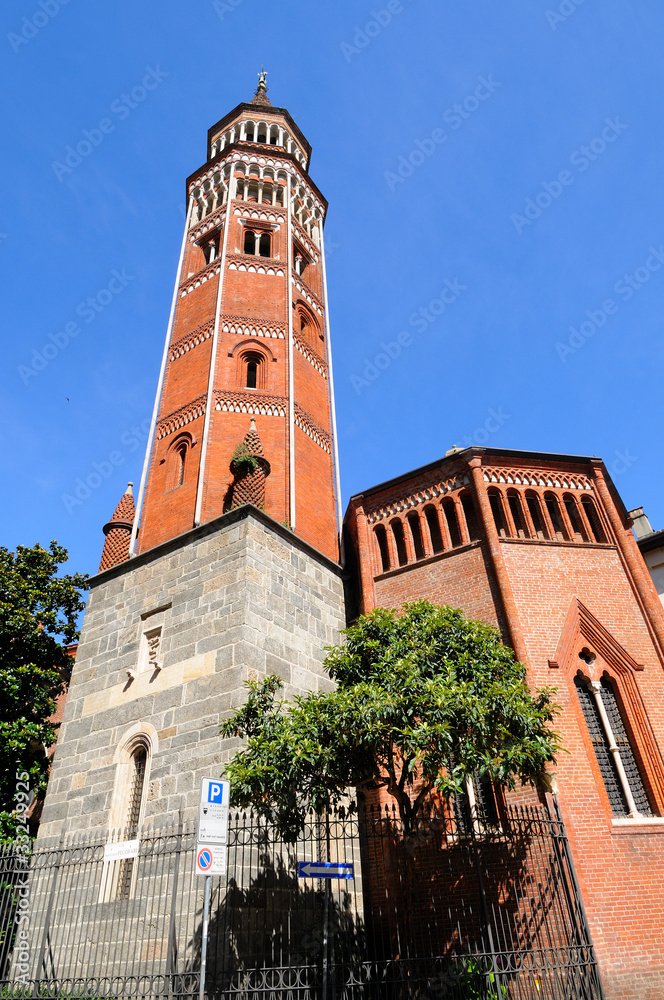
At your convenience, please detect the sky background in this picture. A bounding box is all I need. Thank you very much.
[1,0,663,579]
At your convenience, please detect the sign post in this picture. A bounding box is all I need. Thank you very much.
[197,778,230,1000]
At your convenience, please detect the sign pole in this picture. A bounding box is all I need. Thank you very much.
[199,874,211,1000]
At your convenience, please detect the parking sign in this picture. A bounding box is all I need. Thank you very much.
[198,777,230,845]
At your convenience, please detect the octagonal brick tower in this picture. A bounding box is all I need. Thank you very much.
[133,74,341,561]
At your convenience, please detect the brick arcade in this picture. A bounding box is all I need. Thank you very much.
[38,78,664,1000]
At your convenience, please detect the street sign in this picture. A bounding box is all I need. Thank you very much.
[196,844,228,876]
[198,777,230,845]
[298,861,354,879]
[103,839,140,862]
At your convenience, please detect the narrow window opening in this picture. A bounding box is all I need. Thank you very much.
[545,492,568,541]
[442,499,462,548]
[257,132,267,144]
[407,513,425,560]
[581,496,607,543]
[488,490,508,538]
[244,230,256,255]
[246,360,258,389]
[424,505,443,554]
[245,129,254,142]
[507,491,529,539]
[259,232,271,258]
[599,678,652,815]
[391,520,408,567]
[375,525,390,573]
[175,444,186,488]
[526,492,548,539]
[460,494,481,541]
[116,747,147,900]
[564,495,589,542]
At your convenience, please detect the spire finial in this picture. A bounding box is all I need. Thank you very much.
[249,416,257,432]
[251,66,273,107]
[257,66,268,94]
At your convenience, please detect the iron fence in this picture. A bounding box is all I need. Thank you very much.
[0,799,604,1000]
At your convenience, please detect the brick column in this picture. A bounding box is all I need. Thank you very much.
[352,502,376,615]
[591,462,664,662]
[467,456,529,664]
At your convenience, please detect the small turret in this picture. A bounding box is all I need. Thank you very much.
[99,483,135,572]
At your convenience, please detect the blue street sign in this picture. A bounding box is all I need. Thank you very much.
[298,861,354,879]
[207,781,224,804]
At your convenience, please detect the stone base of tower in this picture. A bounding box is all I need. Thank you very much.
[37,506,345,842]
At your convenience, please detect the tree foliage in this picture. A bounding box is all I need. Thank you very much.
[221,601,560,839]
[0,542,88,838]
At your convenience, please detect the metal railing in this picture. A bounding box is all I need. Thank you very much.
[0,799,604,999]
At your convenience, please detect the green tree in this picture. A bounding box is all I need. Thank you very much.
[0,542,88,839]
[221,601,560,839]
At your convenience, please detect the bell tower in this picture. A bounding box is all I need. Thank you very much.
[132,73,341,562]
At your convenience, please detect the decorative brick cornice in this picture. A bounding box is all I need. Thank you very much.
[293,330,327,377]
[234,203,286,225]
[157,396,207,440]
[169,320,215,360]
[179,259,222,297]
[483,468,592,490]
[292,276,323,316]
[214,389,286,418]
[221,315,286,340]
[292,217,320,261]
[227,254,285,277]
[294,404,331,453]
[189,207,226,244]
[366,472,471,524]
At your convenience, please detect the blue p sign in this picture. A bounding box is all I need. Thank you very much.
[208,781,223,804]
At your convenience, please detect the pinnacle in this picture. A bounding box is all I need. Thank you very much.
[251,68,272,107]
[106,484,136,527]
[243,417,265,458]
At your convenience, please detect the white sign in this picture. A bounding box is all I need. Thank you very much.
[196,844,228,876]
[103,839,140,862]
[198,778,230,845]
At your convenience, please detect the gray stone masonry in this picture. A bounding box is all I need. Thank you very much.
[38,506,346,841]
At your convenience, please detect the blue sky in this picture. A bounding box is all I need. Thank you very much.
[1,0,662,577]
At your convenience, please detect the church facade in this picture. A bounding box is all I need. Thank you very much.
[38,81,664,999]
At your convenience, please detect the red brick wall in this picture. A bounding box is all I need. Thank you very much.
[345,447,664,998]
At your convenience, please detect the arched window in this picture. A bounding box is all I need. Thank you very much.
[174,442,186,488]
[391,519,408,567]
[244,229,256,255]
[488,489,508,538]
[259,232,271,258]
[275,186,284,206]
[424,505,443,554]
[544,492,569,541]
[575,674,652,817]
[507,490,529,539]
[257,129,267,144]
[247,183,259,203]
[407,512,425,560]
[525,491,548,540]
[167,439,188,492]
[581,496,607,543]
[101,727,156,903]
[245,127,254,142]
[564,494,589,542]
[375,525,390,573]
[460,493,481,541]
[442,498,462,548]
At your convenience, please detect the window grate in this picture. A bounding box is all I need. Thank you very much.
[575,677,629,816]
[600,679,652,815]
[116,748,147,900]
